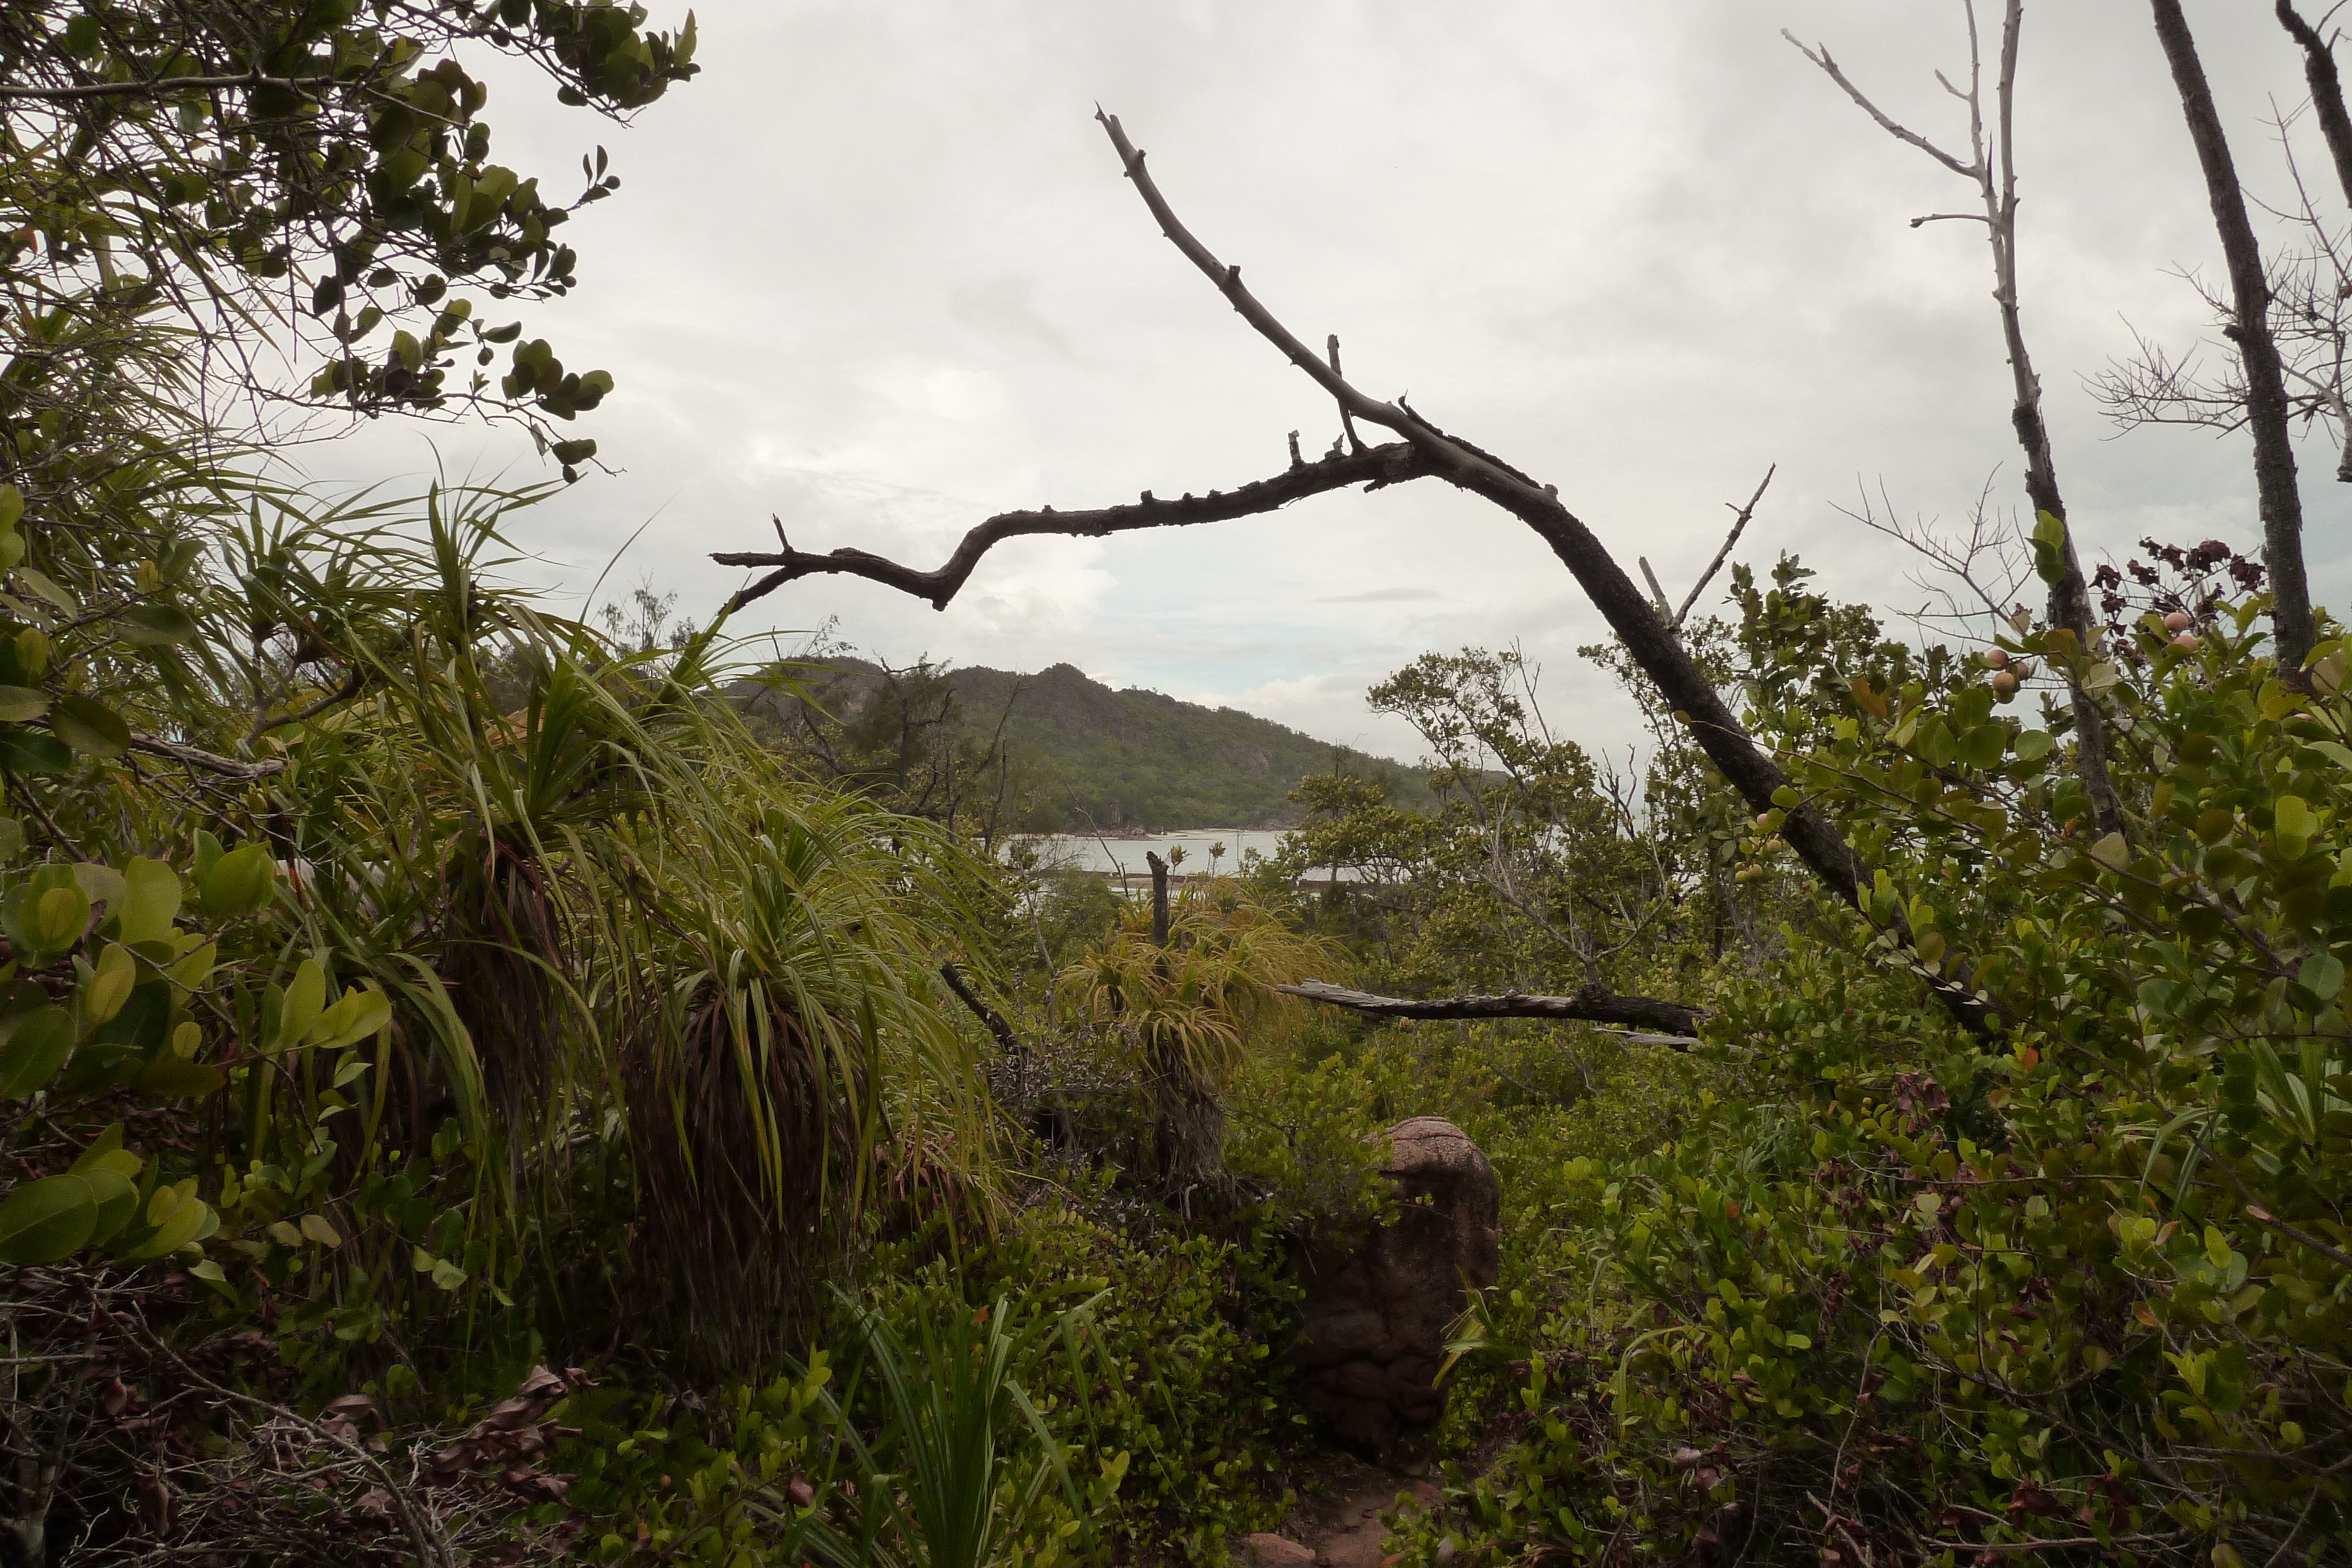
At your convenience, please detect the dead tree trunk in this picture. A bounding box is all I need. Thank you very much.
[1142,849,1224,1203]
[2153,0,2319,682]
[1787,2,2123,838]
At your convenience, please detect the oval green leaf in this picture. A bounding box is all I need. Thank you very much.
[52,693,129,758]
[0,1174,98,1263]
[0,1007,75,1096]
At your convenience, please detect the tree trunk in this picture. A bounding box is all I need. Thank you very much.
[2277,2,2352,215]
[1141,848,1226,1204]
[2153,0,2318,680]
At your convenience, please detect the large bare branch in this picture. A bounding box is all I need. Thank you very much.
[713,442,1428,615]
[2153,0,2318,681]
[716,112,2007,1041]
[1278,979,1700,1043]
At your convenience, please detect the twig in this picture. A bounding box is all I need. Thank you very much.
[1673,464,1774,630]
[2243,1205,2352,1273]
[1780,32,1980,178]
[1637,557,1672,623]
[1327,335,1365,454]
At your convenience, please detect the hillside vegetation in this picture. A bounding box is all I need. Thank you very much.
[741,657,1432,833]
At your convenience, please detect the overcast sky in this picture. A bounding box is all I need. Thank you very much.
[316,1,2348,767]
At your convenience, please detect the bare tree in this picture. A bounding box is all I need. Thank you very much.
[710,112,2006,1039]
[2100,9,2352,489]
[2145,0,2321,681]
[1783,0,2123,838]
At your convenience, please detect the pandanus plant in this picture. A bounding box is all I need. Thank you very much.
[56,476,1004,1372]
[1058,879,1339,1201]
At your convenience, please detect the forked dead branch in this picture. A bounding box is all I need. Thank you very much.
[713,109,2007,1039]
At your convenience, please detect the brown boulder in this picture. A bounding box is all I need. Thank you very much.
[1289,1117,1502,1450]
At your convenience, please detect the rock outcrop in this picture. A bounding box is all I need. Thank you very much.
[1288,1117,1502,1450]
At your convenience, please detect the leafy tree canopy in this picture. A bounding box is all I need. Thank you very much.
[2,0,696,471]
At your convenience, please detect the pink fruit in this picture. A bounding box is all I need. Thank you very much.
[1986,648,2012,670]
[2171,632,2200,653]
[2163,610,2192,633]
[1992,670,2020,698]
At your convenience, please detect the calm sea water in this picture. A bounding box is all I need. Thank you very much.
[1010,828,1279,877]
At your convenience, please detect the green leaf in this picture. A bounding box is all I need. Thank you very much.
[0,686,47,723]
[2013,728,2054,763]
[2030,510,2071,588]
[35,882,89,953]
[118,1188,212,1259]
[196,844,275,918]
[0,726,74,774]
[83,943,135,1026]
[130,1055,225,1099]
[116,858,181,947]
[51,693,129,758]
[2275,795,2317,845]
[277,958,326,1051]
[2088,832,2130,872]
[14,567,75,614]
[0,1175,98,1263]
[73,862,123,911]
[2298,952,2345,1004]
[0,484,21,531]
[431,1258,469,1290]
[77,1166,139,1244]
[309,986,393,1051]
[0,1007,75,1096]
[116,604,199,646]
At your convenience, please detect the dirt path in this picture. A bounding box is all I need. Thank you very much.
[1233,1453,1441,1568]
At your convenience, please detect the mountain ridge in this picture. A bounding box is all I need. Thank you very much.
[740,657,1428,832]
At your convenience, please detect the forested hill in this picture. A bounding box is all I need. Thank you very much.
[741,657,1431,831]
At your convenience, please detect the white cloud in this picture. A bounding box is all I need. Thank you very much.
[302,1,2352,775]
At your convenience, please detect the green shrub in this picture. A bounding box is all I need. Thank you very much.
[1384,600,2352,1566]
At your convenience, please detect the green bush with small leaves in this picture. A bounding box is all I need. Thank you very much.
[1384,591,2352,1566]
